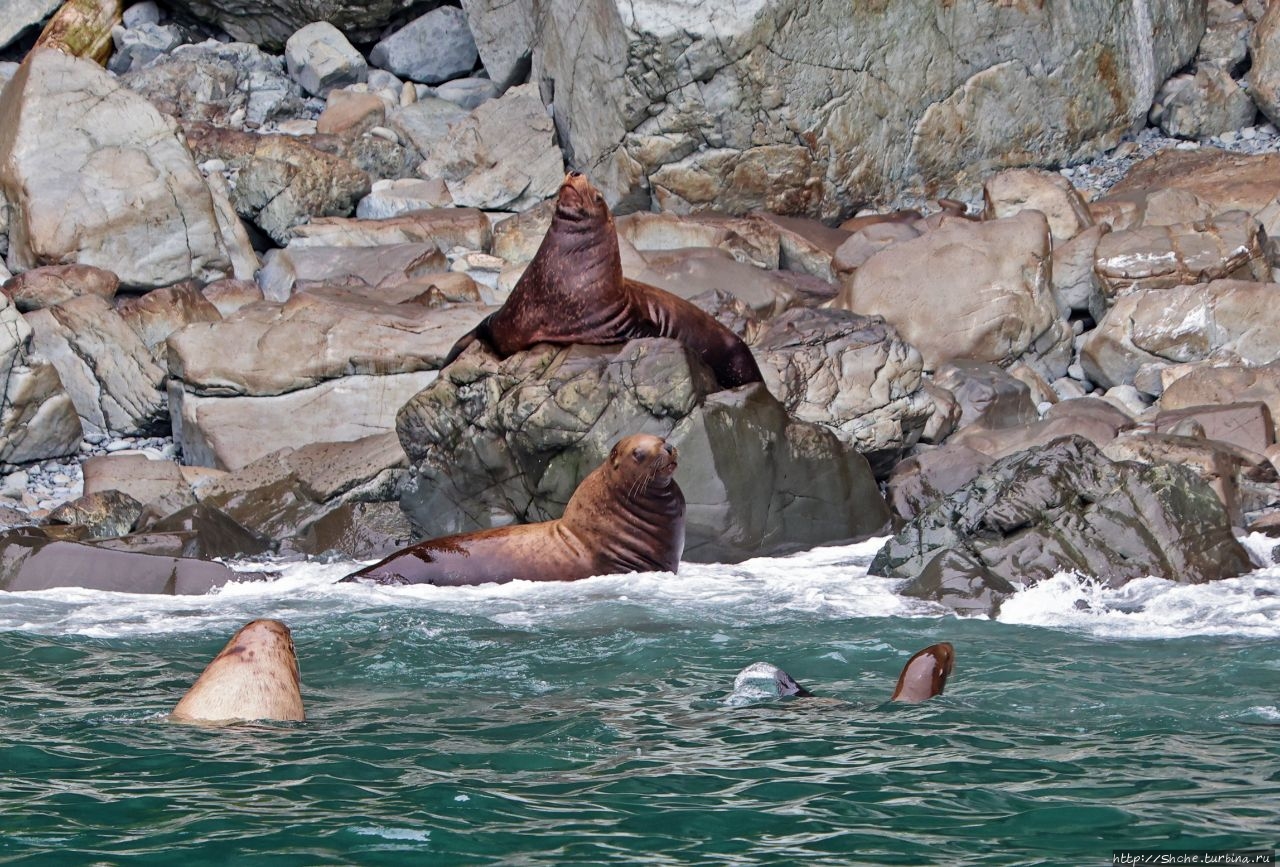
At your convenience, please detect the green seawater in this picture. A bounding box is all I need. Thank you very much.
[0,544,1277,866]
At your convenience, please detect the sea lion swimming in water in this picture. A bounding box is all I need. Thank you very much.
[729,642,955,705]
[444,172,765,390]
[170,619,304,723]
[341,434,685,587]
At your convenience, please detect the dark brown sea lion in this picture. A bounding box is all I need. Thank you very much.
[889,642,955,703]
[342,434,685,586]
[444,173,764,390]
[170,619,304,723]
[730,641,955,704]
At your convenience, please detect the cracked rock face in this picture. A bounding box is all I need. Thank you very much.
[0,293,82,466]
[396,337,890,563]
[516,0,1204,216]
[0,49,236,290]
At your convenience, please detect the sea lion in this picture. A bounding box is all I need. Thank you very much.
[341,433,685,586]
[889,642,955,703]
[728,642,955,705]
[444,173,764,390]
[170,619,304,723]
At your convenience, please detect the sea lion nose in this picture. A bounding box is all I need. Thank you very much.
[664,443,676,458]
[567,171,583,179]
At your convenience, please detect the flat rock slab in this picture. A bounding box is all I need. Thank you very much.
[0,531,237,593]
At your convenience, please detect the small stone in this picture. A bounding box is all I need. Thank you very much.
[285,21,369,98]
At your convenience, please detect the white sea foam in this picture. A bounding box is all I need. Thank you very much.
[3,536,1280,640]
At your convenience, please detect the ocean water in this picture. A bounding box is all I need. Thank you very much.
[1,536,1278,866]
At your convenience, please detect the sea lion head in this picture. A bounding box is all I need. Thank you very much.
[555,171,612,226]
[608,433,678,490]
[890,641,955,703]
[730,662,815,703]
[170,618,305,723]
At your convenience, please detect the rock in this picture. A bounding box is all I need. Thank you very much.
[116,282,222,359]
[82,452,197,516]
[370,6,478,85]
[107,21,186,74]
[834,211,1070,378]
[397,338,890,563]
[982,168,1093,244]
[31,0,122,65]
[47,490,144,538]
[1199,0,1251,74]
[0,529,236,592]
[933,360,1039,433]
[1155,402,1275,455]
[1250,0,1280,128]
[630,248,795,318]
[287,208,491,251]
[284,21,367,98]
[1081,280,1280,389]
[257,243,450,300]
[291,500,415,560]
[0,49,236,289]
[0,293,82,466]
[459,0,532,91]
[417,83,563,211]
[896,548,1018,618]
[1102,430,1280,525]
[120,41,307,128]
[527,0,1202,215]
[1093,213,1269,301]
[3,264,119,312]
[832,220,923,275]
[870,436,1254,615]
[433,77,499,110]
[751,212,850,281]
[886,445,995,523]
[1160,361,1280,442]
[751,307,932,473]
[1103,148,1280,228]
[162,0,428,49]
[388,96,470,155]
[1089,188,1217,233]
[1051,224,1108,316]
[182,123,370,245]
[356,178,452,219]
[0,0,61,53]
[201,278,262,317]
[1152,64,1257,140]
[198,432,408,548]
[948,396,1133,459]
[918,380,961,444]
[127,502,273,560]
[316,89,385,138]
[122,2,159,28]
[615,212,780,270]
[25,294,166,438]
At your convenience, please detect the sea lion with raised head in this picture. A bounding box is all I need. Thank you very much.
[170,619,304,723]
[342,433,685,586]
[728,642,955,705]
[444,173,764,390]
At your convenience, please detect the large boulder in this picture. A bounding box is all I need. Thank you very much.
[1081,280,1280,390]
[1160,362,1280,442]
[750,307,933,473]
[0,530,237,593]
[162,0,431,49]
[397,338,891,563]
[517,0,1202,215]
[870,436,1254,616]
[0,292,82,466]
[0,49,239,289]
[832,211,1070,377]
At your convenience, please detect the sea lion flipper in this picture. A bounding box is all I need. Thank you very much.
[443,315,501,367]
[890,642,955,703]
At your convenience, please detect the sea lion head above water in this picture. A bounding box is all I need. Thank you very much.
[890,642,955,703]
[170,619,304,723]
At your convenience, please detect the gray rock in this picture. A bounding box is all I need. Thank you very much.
[82,453,197,517]
[615,212,780,270]
[418,83,563,211]
[1082,280,1280,389]
[630,248,795,318]
[284,21,368,98]
[47,491,146,539]
[871,436,1253,615]
[356,178,453,219]
[833,211,1071,379]
[255,244,451,301]
[459,0,532,91]
[1152,64,1256,140]
[108,22,187,74]
[933,360,1039,433]
[752,307,932,474]
[26,295,167,439]
[162,0,430,49]
[286,208,491,251]
[1,50,235,290]
[433,76,499,109]
[388,96,470,155]
[1198,0,1251,74]
[1051,224,1108,316]
[123,1,161,28]
[0,0,60,52]
[121,40,307,128]
[370,6,478,85]
[1250,0,1280,129]
[397,338,890,563]
[0,530,235,593]
[527,0,1202,215]
[0,293,82,466]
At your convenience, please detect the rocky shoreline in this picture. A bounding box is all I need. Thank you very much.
[1,0,1279,614]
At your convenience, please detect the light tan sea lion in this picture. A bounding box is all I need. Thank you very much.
[170,619,304,723]
[443,173,764,390]
[342,433,685,586]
